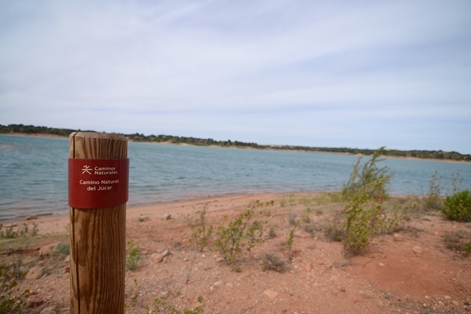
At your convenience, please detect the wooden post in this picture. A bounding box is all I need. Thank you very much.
[68,132,128,314]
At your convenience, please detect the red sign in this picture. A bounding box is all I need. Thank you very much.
[68,158,129,209]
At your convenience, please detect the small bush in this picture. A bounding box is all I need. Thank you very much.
[323,221,344,242]
[138,216,150,222]
[398,196,422,216]
[312,192,343,205]
[261,253,287,273]
[0,223,38,239]
[303,223,319,237]
[301,198,312,208]
[126,240,140,271]
[423,171,443,211]
[339,147,405,256]
[258,208,272,217]
[462,241,471,255]
[342,147,392,200]
[51,243,70,256]
[249,200,274,208]
[153,295,203,314]
[288,212,297,226]
[214,210,263,265]
[0,249,29,314]
[342,180,404,256]
[442,230,471,255]
[190,209,213,252]
[301,208,311,223]
[442,190,471,222]
[285,229,295,250]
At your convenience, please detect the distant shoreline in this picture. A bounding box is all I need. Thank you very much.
[9,132,66,138]
[3,132,470,165]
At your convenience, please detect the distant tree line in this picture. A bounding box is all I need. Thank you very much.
[1,124,470,162]
[126,132,263,149]
[0,124,92,137]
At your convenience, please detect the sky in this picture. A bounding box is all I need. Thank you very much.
[1,1,470,153]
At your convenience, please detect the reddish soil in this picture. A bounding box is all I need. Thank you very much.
[5,193,471,313]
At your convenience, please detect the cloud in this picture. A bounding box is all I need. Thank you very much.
[0,0,470,152]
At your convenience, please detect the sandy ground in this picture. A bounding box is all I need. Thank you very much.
[3,192,471,314]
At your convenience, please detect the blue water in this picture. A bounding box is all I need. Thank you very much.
[1,134,470,222]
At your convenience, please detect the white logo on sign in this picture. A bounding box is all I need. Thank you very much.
[82,165,92,175]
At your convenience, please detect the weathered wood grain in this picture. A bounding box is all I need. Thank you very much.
[69,132,127,314]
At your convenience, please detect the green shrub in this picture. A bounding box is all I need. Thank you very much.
[51,243,70,256]
[126,240,140,271]
[451,171,464,194]
[190,209,213,252]
[339,147,404,256]
[0,223,38,239]
[153,295,203,314]
[423,171,443,210]
[279,198,287,208]
[249,200,274,208]
[285,228,295,251]
[342,180,403,256]
[0,249,29,314]
[462,241,471,255]
[303,223,320,237]
[311,192,343,205]
[442,230,471,255]
[261,253,287,273]
[442,190,471,222]
[302,207,311,223]
[323,221,344,242]
[342,147,392,200]
[214,210,263,265]
[301,197,312,208]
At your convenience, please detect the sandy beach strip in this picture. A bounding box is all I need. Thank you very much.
[8,192,313,235]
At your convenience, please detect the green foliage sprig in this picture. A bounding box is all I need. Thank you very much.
[126,240,140,271]
[342,180,404,256]
[423,171,443,210]
[279,199,287,208]
[214,210,264,265]
[249,200,274,208]
[462,241,471,254]
[442,230,471,255]
[152,295,203,314]
[190,209,213,252]
[261,253,287,273]
[342,147,392,200]
[51,243,70,256]
[0,249,29,314]
[0,223,38,239]
[442,190,471,222]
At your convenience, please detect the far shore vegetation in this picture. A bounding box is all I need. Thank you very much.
[1,123,470,162]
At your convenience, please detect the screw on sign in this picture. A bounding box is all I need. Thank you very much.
[68,132,129,314]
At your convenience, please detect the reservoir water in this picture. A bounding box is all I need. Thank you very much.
[1,134,470,222]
